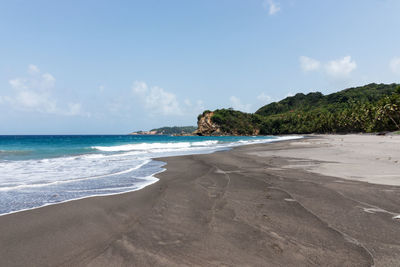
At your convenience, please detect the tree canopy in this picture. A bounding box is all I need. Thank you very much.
[200,83,400,135]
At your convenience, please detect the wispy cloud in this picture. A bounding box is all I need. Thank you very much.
[229,96,252,112]
[132,81,182,116]
[184,99,204,112]
[390,57,400,75]
[110,81,204,119]
[325,56,357,78]
[257,92,273,103]
[299,56,321,72]
[263,0,281,15]
[299,55,357,80]
[27,64,40,75]
[3,64,87,116]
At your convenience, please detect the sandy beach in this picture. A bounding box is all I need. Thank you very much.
[1,135,400,266]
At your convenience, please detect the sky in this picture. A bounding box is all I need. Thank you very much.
[0,0,400,134]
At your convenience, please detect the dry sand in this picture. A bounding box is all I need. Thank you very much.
[249,134,400,186]
[1,135,400,266]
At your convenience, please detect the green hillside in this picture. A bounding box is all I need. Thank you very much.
[256,83,396,116]
[197,83,400,135]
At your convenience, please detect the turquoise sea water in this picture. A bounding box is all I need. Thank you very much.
[0,135,300,215]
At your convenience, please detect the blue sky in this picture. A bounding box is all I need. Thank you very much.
[1,0,399,134]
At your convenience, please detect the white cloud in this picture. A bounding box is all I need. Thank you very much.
[229,96,252,112]
[325,56,357,78]
[257,92,272,103]
[300,55,357,81]
[146,86,181,115]
[263,0,281,15]
[3,65,86,116]
[41,73,56,89]
[390,57,400,75]
[14,90,56,113]
[132,81,148,94]
[28,64,40,75]
[131,81,206,117]
[132,81,181,115]
[9,78,28,90]
[299,56,321,72]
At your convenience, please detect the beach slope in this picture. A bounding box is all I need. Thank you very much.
[1,135,400,266]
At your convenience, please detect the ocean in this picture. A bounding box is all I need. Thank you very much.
[0,135,301,215]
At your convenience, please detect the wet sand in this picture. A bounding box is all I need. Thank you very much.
[1,135,400,266]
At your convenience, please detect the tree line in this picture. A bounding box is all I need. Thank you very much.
[202,83,400,135]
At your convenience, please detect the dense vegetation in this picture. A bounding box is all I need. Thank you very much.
[202,83,400,135]
[150,126,197,135]
[210,109,259,135]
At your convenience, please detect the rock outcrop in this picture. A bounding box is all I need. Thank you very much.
[194,112,223,136]
[194,111,260,136]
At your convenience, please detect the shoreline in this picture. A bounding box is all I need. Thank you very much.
[0,169,163,218]
[0,135,302,217]
[1,135,400,266]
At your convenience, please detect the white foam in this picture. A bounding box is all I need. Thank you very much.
[0,159,151,191]
[91,136,302,153]
[0,151,150,192]
[191,140,219,146]
[0,173,161,217]
[93,142,193,152]
[0,135,303,215]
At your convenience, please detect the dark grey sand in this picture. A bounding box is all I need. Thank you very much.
[1,137,400,266]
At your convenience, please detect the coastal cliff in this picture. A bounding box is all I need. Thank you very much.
[194,110,260,136]
[193,112,222,136]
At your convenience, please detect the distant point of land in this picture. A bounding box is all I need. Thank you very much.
[130,126,196,136]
